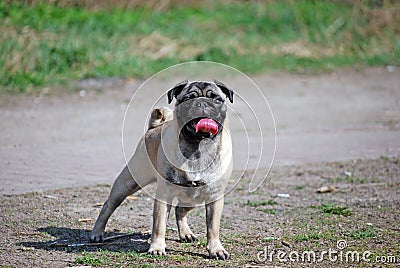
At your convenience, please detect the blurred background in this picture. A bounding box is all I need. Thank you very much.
[1,0,399,93]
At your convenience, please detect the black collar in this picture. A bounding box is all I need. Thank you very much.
[170,180,207,187]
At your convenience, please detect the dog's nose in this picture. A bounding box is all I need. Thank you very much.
[197,102,208,108]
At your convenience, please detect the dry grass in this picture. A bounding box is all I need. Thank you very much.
[1,0,399,92]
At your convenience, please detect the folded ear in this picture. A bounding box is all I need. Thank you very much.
[214,80,234,103]
[167,80,189,104]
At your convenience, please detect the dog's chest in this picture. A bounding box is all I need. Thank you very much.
[167,154,221,187]
[163,157,225,205]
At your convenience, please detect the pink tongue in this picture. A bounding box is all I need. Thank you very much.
[195,118,218,135]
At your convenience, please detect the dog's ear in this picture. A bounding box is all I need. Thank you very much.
[214,80,234,103]
[167,80,189,104]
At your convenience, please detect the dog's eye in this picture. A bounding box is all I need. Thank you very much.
[182,95,193,102]
[213,96,224,104]
[181,93,198,102]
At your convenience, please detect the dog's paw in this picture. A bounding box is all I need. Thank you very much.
[180,232,198,243]
[89,231,104,243]
[148,247,166,256]
[209,248,229,260]
[148,241,166,256]
[207,240,229,260]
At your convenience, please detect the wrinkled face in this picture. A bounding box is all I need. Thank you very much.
[168,81,234,142]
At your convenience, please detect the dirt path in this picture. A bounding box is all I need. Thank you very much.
[1,67,399,194]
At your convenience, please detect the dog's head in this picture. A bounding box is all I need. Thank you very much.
[167,80,234,142]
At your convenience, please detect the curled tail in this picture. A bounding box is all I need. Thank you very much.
[148,107,173,130]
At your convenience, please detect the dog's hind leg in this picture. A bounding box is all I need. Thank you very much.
[175,206,197,242]
[89,165,152,242]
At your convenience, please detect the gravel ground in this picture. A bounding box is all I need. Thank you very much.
[1,156,399,267]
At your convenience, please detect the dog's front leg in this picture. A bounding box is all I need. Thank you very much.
[206,197,229,260]
[148,199,168,256]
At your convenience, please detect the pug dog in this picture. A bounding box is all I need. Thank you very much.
[89,80,234,260]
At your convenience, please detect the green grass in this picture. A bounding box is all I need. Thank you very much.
[293,233,316,242]
[262,237,275,242]
[327,177,379,184]
[198,238,207,247]
[257,208,276,214]
[75,251,110,266]
[348,228,376,240]
[292,231,334,242]
[245,199,277,214]
[74,250,161,267]
[1,1,399,93]
[316,203,352,216]
[245,199,277,207]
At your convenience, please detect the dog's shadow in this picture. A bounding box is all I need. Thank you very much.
[20,226,150,253]
[20,226,209,258]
